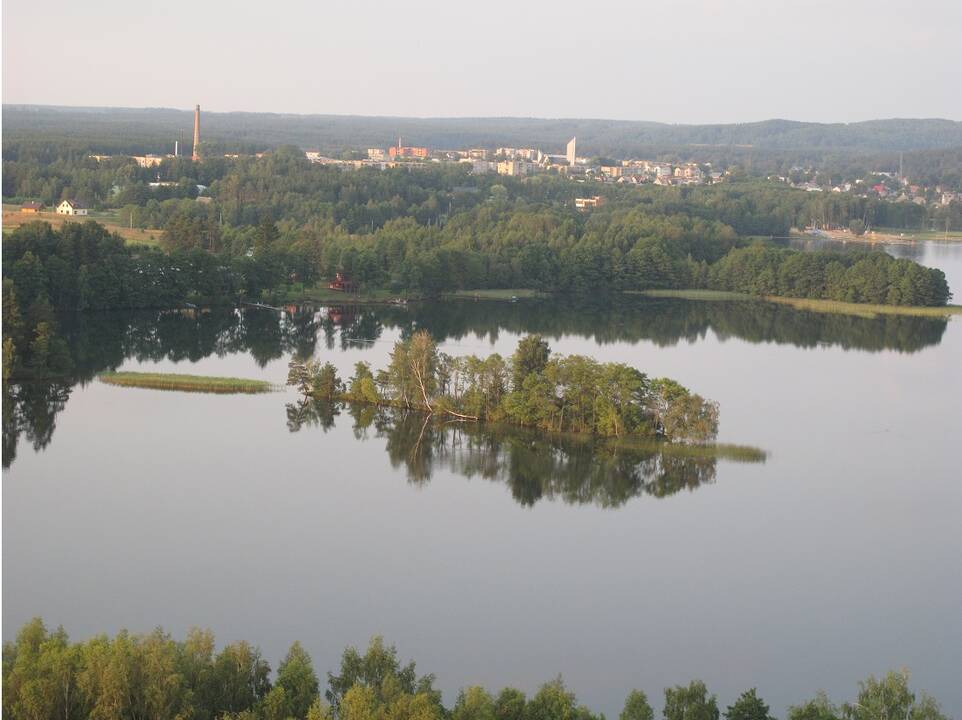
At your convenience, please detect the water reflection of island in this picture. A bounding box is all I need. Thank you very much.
[286,399,766,508]
[1,297,946,468]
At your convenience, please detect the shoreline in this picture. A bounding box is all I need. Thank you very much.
[296,396,767,463]
[797,227,962,245]
[278,285,962,319]
[43,287,958,320]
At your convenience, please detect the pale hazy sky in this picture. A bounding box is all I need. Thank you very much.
[3,0,960,123]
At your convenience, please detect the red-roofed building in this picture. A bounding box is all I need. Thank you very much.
[329,272,357,292]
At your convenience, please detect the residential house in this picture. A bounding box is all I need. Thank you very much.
[56,200,88,216]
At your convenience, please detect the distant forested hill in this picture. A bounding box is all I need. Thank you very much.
[4,105,962,158]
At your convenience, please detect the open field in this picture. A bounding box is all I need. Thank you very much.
[2,206,163,245]
[98,372,273,394]
[871,227,962,242]
[635,289,962,319]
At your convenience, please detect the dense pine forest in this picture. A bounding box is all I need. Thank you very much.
[2,126,957,385]
[2,619,950,720]
[2,171,952,304]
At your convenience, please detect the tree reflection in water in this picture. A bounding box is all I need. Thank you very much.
[2,296,942,469]
[2,382,71,469]
[286,399,763,507]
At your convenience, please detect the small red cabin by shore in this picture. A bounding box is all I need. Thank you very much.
[329,272,357,292]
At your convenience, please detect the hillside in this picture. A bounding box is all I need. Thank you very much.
[4,105,962,158]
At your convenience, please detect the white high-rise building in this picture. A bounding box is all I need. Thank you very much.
[566,137,577,167]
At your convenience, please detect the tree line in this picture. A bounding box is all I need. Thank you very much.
[707,246,950,306]
[6,106,962,156]
[2,141,956,307]
[3,206,950,330]
[3,618,949,720]
[289,332,719,443]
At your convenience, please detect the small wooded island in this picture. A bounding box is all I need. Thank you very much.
[288,332,719,443]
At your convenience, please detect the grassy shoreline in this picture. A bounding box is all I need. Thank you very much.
[273,285,548,304]
[270,285,407,304]
[445,288,547,300]
[852,227,962,244]
[98,372,274,394]
[635,289,962,318]
[762,295,962,318]
[632,289,752,302]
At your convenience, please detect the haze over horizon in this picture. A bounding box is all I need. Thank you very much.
[3,0,960,124]
[5,103,961,127]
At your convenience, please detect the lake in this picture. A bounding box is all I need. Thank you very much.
[4,241,962,718]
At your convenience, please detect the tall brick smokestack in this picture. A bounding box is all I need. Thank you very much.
[192,105,201,161]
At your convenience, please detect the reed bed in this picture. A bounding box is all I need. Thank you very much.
[762,296,962,318]
[634,289,752,302]
[635,289,962,318]
[98,372,273,394]
[603,435,767,462]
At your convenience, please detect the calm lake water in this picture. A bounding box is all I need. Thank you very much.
[4,242,962,717]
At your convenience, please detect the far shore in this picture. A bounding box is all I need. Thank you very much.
[271,286,547,305]
[268,284,962,319]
